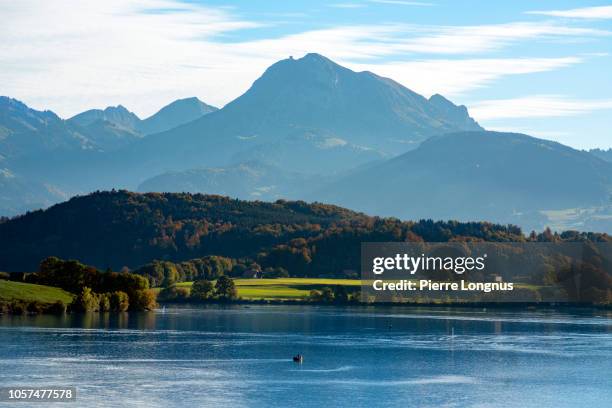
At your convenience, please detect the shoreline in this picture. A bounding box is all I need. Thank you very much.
[158,299,612,311]
[2,298,611,317]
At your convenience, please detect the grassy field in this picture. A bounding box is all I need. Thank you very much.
[0,280,74,304]
[155,278,546,302]
[170,278,361,300]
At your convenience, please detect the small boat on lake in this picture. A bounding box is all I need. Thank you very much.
[293,354,303,363]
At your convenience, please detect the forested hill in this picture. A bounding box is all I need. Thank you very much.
[0,191,609,273]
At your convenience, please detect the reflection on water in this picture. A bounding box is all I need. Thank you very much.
[1,306,611,407]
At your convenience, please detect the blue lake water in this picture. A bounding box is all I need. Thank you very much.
[1,306,611,407]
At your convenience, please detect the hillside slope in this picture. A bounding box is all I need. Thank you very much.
[90,53,482,184]
[0,190,548,272]
[314,131,612,230]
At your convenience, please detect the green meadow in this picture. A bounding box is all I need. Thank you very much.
[0,280,74,304]
[170,278,361,300]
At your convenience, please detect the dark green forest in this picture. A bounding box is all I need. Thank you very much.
[1,190,610,276]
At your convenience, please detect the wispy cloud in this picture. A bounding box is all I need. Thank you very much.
[385,22,608,55]
[0,0,264,117]
[468,95,612,120]
[370,0,434,6]
[329,3,367,8]
[350,57,582,97]
[527,5,612,19]
[0,0,607,118]
[231,22,607,62]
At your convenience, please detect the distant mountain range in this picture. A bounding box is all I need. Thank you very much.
[68,97,217,139]
[1,53,611,233]
[116,53,481,179]
[314,131,612,231]
[1,96,216,156]
[0,97,93,158]
[0,96,217,215]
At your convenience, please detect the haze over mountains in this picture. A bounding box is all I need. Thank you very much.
[138,160,313,201]
[0,96,216,215]
[68,97,217,138]
[1,53,611,233]
[100,53,482,185]
[315,131,612,232]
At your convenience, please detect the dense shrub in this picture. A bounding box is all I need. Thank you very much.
[190,280,214,301]
[99,293,111,312]
[215,276,237,300]
[158,286,190,302]
[33,257,148,295]
[130,290,157,311]
[73,287,99,312]
[262,267,289,279]
[133,256,234,287]
[110,291,130,312]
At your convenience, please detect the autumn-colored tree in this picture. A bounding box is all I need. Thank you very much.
[73,287,99,312]
[110,291,130,312]
[131,289,157,311]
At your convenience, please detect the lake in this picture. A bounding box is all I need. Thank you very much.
[1,306,611,407]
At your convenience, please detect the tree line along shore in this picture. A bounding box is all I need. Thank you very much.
[0,257,364,315]
[2,254,611,315]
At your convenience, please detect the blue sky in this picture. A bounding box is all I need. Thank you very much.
[1,0,611,149]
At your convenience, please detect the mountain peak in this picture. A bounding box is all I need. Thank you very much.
[164,97,215,111]
[428,93,479,130]
[217,52,481,155]
[178,96,201,103]
[286,53,334,64]
[105,104,131,113]
[138,97,217,135]
[429,93,452,104]
[68,104,140,129]
[300,52,333,63]
[0,96,58,117]
[0,96,26,109]
[262,52,349,81]
[0,96,60,128]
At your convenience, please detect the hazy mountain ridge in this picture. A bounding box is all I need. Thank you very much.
[138,97,218,135]
[314,131,612,232]
[65,98,217,151]
[2,53,481,204]
[0,96,217,215]
[105,53,482,183]
[211,53,482,152]
[69,105,141,130]
[2,53,610,233]
[138,160,315,200]
[0,96,94,158]
[68,97,217,137]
